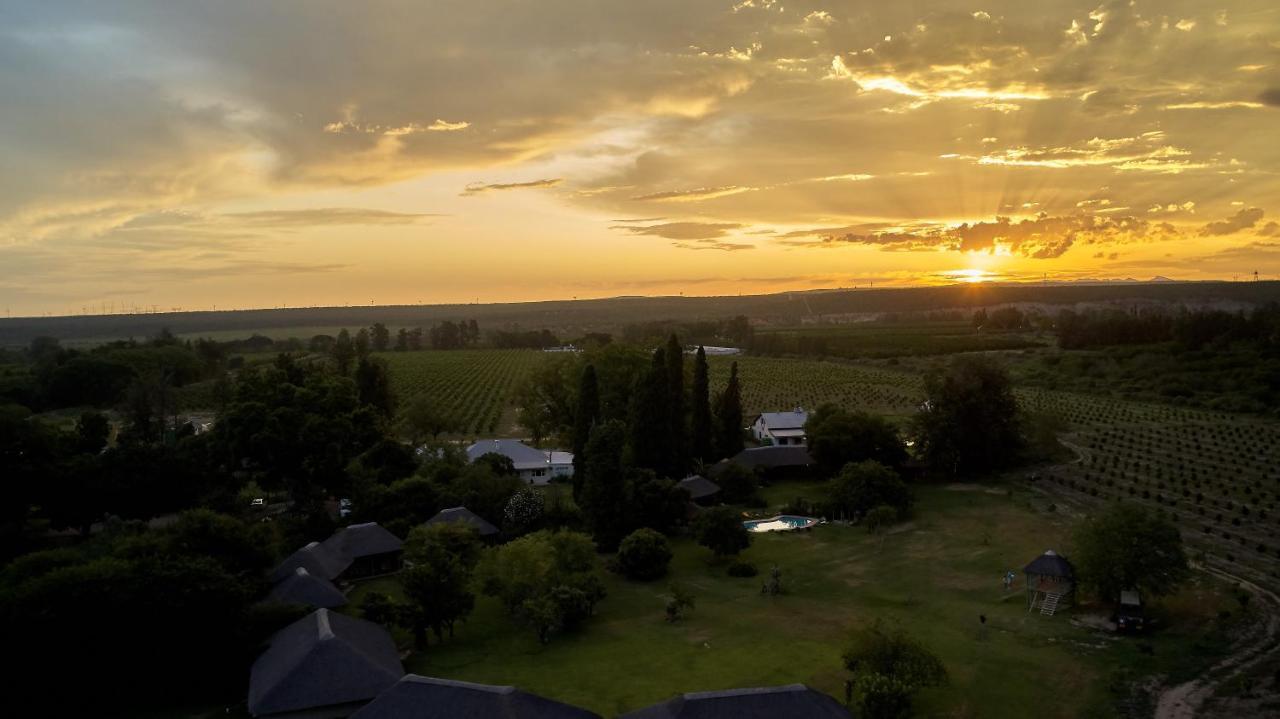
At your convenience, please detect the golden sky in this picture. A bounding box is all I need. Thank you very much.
[2,0,1279,315]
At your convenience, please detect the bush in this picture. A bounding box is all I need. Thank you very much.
[616,528,673,580]
[727,560,758,578]
[693,507,751,559]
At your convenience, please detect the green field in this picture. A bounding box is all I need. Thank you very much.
[753,321,1045,359]
[348,483,1236,718]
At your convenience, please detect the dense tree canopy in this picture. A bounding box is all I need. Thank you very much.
[911,356,1022,476]
[805,404,906,476]
[1074,502,1190,603]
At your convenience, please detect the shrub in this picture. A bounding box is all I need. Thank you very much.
[616,528,673,580]
[693,507,751,558]
[727,560,758,578]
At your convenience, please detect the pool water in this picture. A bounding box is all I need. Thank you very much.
[743,515,820,533]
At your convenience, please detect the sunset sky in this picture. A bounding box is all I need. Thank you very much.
[2,0,1279,316]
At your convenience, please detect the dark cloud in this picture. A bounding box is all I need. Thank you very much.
[1199,207,1265,236]
[782,213,1171,259]
[611,221,743,240]
[1258,221,1280,237]
[1259,89,1280,107]
[460,179,562,196]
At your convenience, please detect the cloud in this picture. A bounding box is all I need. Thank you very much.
[782,213,1175,259]
[671,240,754,251]
[1199,207,1265,236]
[1258,221,1280,237]
[611,221,743,240]
[460,178,563,196]
[1260,89,1280,107]
[631,186,754,202]
[222,208,442,227]
[958,131,1214,174]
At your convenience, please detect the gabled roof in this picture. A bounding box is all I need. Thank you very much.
[270,541,350,584]
[678,475,721,500]
[729,446,814,469]
[1023,550,1074,579]
[248,609,404,717]
[425,506,500,536]
[620,684,851,719]
[324,522,404,561]
[349,675,602,719]
[467,439,552,470]
[266,567,348,609]
[754,411,808,431]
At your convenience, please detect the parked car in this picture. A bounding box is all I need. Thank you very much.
[1114,589,1144,632]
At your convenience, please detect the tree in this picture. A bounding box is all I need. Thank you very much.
[504,487,545,535]
[665,583,696,622]
[829,461,912,521]
[332,329,355,374]
[691,347,712,465]
[843,621,947,719]
[693,506,750,558]
[911,356,1022,476]
[394,328,409,351]
[400,522,481,646]
[478,530,605,643]
[400,394,453,443]
[805,404,906,476]
[664,334,686,475]
[354,328,371,358]
[713,361,744,459]
[571,364,600,497]
[75,411,110,454]
[616,528,673,580]
[1074,502,1189,603]
[369,323,391,352]
[579,420,630,550]
[713,462,758,504]
[355,357,396,417]
[628,349,669,474]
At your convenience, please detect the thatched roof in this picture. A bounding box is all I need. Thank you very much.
[678,475,721,500]
[270,522,403,583]
[248,609,403,717]
[424,506,499,536]
[1023,550,1074,578]
[350,675,601,719]
[620,684,851,718]
[728,445,814,469]
[265,567,348,609]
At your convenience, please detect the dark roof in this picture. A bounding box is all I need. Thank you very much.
[678,475,721,500]
[265,567,348,609]
[270,541,350,584]
[1023,550,1074,578]
[248,609,404,717]
[350,675,602,719]
[324,522,404,561]
[620,684,851,719]
[424,506,499,536]
[270,522,403,583]
[728,446,814,469]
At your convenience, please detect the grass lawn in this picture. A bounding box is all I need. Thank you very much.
[352,483,1236,718]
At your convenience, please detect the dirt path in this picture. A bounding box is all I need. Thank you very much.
[1152,565,1280,719]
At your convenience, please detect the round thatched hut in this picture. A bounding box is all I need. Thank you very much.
[1023,549,1074,615]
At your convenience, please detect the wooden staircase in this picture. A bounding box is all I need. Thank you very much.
[1040,592,1063,616]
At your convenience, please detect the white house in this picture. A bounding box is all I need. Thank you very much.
[751,408,809,446]
[465,439,574,485]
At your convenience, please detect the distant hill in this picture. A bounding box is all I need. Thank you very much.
[2,281,1278,347]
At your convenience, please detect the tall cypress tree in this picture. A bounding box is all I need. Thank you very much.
[580,420,630,550]
[664,334,686,476]
[714,361,745,458]
[691,346,712,464]
[571,364,600,501]
[332,329,355,374]
[628,348,669,474]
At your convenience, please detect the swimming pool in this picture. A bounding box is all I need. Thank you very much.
[743,515,820,533]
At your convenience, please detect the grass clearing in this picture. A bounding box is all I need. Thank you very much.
[353,484,1236,717]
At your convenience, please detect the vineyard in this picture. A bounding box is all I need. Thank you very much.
[381,350,545,436]
[706,355,922,419]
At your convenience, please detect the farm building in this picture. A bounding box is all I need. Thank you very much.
[620,684,851,718]
[1023,549,1075,615]
[466,439,573,485]
[424,506,500,538]
[349,675,601,719]
[751,409,809,446]
[248,608,404,718]
[265,567,347,610]
[270,522,403,585]
[678,475,721,505]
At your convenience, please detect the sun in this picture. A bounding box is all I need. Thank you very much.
[947,268,995,283]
